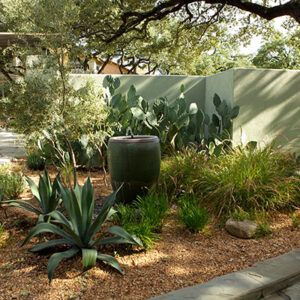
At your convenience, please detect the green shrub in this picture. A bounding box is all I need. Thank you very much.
[0,173,26,199]
[194,145,299,215]
[177,194,210,233]
[253,222,272,238]
[26,153,45,170]
[114,192,169,249]
[161,145,299,217]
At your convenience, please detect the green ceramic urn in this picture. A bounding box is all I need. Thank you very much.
[107,135,161,203]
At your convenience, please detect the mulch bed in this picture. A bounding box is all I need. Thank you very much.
[0,159,299,300]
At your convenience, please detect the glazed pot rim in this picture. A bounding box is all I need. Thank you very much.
[109,135,159,143]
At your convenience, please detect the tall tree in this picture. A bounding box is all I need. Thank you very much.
[253,31,300,70]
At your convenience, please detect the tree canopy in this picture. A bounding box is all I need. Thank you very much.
[0,0,299,79]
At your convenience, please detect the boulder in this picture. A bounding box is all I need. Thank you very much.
[225,218,257,239]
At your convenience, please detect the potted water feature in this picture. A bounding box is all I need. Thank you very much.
[107,132,160,203]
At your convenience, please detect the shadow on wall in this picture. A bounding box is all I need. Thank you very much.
[233,69,300,153]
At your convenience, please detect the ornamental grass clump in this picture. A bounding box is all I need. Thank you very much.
[22,177,143,283]
[159,147,207,197]
[113,192,169,249]
[193,145,299,216]
[160,144,299,217]
[177,194,210,233]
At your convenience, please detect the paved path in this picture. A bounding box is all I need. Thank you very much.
[0,129,25,165]
[150,249,300,300]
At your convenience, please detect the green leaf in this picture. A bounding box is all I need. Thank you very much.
[97,254,122,274]
[189,103,198,115]
[106,226,144,247]
[48,248,79,284]
[113,78,120,89]
[82,248,97,271]
[213,93,221,107]
[29,239,69,252]
[25,176,41,202]
[145,112,158,127]
[111,94,121,108]
[131,107,145,121]
[6,200,42,215]
[216,101,229,117]
[22,223,76,247]
[94,236,130,246]
[180,84,184,93]
[212,114,220,127]
[230,106,240,119]
[176,113,189,128]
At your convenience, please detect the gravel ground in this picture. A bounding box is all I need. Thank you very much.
[0,160,299,300]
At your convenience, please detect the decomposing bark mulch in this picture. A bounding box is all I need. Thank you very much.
[0,159,299,300]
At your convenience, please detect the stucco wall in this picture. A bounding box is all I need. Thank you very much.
[204,69,234,119]
[232,68,300,153]
[70,74,206,110]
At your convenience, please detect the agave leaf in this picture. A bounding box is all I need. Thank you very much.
[106,226,143,248]
[25,176,41,202]
[48,248,79,284]
[47,210,72,228]
[86,188,120,243]
[97,254,122,274]
[29,239,69,252]
[22,223,76,247]
[93,236,130,247]
[81,176,94,237]
[6,200,42,216]
[38,173,51,212]
[82,248,97,271]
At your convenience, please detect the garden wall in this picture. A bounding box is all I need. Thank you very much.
[232,68,300,153]
[70,68,300,153]
[69,74,206,111]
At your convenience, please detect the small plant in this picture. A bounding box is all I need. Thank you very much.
[177,194,210,233]
[26,153,45,170]
[231,208,251,221]
[7,169,62,223]
[134,192,169,231]
[0,173,26,199]
[22,177,143,283]
[290,213,300,228]
[114,192,169,249]
[253,222,272,238]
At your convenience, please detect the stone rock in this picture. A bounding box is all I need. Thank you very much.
[225,218,257,239]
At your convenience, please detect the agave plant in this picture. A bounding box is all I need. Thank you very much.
[22,177,143,283]
[7,169,62,223]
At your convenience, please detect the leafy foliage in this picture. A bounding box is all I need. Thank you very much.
[113,192,169,249]
[26,153,45,170]
[160,144,300,217]
[22,177,143,283]
[177,194,210,233]
[104,76,239,153]
[7,169,62,222]
[0,172,26,199]
[253,31,300,70]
